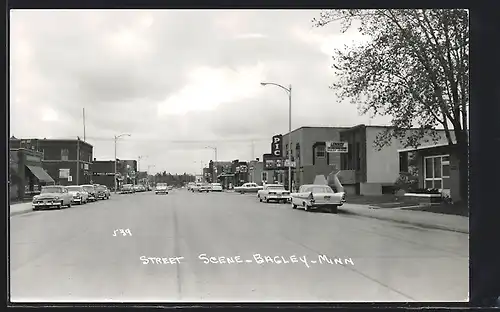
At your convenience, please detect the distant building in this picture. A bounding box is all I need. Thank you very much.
[209,160,232,183]
[9,137,93,186]
[92,159,138,190]
[267,125,452,195]
[248,159,263,185]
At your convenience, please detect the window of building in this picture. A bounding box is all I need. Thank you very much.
[316,145,326,158]
[424,154,450,190]
[262,172,268,183]
[61,148,69,161]
[399,152,409,173]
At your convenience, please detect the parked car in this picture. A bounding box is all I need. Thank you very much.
[121,184,134,194]
[32,185,73,210]
[81,184,97,201]
[95,185,111,200]
[187,182,196,191]
[66,185,89,205]
[191,183,202,192]
[290,184,345,213]
[211,183,223,192]
[199,183,211,192]
[234,182,263,194]
[155,183,169,194]
[257,184,290,203]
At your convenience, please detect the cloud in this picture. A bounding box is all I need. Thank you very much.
[10,10,389,174]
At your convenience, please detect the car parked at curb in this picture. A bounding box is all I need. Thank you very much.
[81,184,97,202]
[234,182,262,194]
[257,184,290,203]
[66,185,89,205]
[210,183,223,192]
[290,184,345,213]
[120,184,134,194]
[32,185,73,210]
[95,185,110,200]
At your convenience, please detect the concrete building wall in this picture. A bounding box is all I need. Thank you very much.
[365,127,453,185]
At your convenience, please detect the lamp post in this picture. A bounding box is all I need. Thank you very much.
[261,82,292,191]
[114,133,131,193]
[205,146,217,183]
[147,164,155,188]
[137,155,148,185]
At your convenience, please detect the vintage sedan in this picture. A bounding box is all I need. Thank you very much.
[291,184,345,213]
[95,185,110,199]
[66,185,89,204]
[120,184,135,194]
[211,183,223,192]
[257,184,291,203]
[155,183,169,194]
[32,185,73,210]
[81,184,98,201]
[234,182,263,194]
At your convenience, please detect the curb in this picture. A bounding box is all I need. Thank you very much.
[343,209,469,234]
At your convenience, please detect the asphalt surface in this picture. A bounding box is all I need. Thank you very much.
[10,189,469,302]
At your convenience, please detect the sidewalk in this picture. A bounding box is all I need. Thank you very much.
[9,202,34,217]
[341,204,469,234]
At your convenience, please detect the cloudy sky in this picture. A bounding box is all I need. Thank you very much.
[10,9,389,175]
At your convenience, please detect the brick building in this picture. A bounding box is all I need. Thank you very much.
[9,148,55,200]
[267,125,452,195]
[92,159,138,191]
[9,137,93,186]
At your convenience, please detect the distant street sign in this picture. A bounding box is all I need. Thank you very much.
[284,160,296,167]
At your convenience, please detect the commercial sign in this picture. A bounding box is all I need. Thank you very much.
[271,135,283,157]
[284,160,296,168]
[326,141,349,153]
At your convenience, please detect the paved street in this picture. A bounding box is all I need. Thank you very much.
[10,190,468,303]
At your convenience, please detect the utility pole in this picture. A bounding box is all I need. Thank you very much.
[251,140,255,160]
[76,137,80,185]
[83,108,86,142]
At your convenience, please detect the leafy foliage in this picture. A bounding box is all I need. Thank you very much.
[154,172,196,187]
[312,9,469,150]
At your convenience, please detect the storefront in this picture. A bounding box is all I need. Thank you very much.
[217,173,235,189]
[9,148,55,201]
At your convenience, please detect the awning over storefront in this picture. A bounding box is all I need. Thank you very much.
[26,165,55,183]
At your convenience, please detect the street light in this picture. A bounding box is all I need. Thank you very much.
[137,155,148,186]
[205,146,217,182]
[114,133,131,193]
[147,165,156,187]
[261,81,293,191]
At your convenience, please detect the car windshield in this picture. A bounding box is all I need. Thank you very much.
[82,186,94,191]
[306,186,334,193]
[67,186,82,191]
[41,187,63,193]
[96,186,105,190]
[157,183,167,187]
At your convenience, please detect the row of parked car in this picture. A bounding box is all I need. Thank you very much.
[32,184,111,211]
[232,180,347,214]
[186,182,223,192]
[120,184,151,194]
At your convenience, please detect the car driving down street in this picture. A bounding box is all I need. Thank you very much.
[155,183,169,194]
[291,184,345,213]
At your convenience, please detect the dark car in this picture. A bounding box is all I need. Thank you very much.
[95,185,110,200]
[81,184,97,202]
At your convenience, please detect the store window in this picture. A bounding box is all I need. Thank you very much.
[424,155,450,190]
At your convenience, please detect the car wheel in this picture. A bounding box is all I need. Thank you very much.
[292,203,297,209]
[67,202,72,208]
[265,198,269,203]
[259,198,262,202]
[58,201,64,209]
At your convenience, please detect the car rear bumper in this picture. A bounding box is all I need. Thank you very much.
[33,201,62,208]
[267,195,291,200]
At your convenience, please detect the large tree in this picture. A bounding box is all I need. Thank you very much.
[313,9,469,202]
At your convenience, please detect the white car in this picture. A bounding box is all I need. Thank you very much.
[155,183,169,194]
[291,184,345,213]
[257,184,290,203]
[66,185,89,204]
[32,185,73,210]
[234,182,263,194]
[210,183,223,192]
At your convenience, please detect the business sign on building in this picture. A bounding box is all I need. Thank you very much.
[271,135,283,157]
[326,141,349,153]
